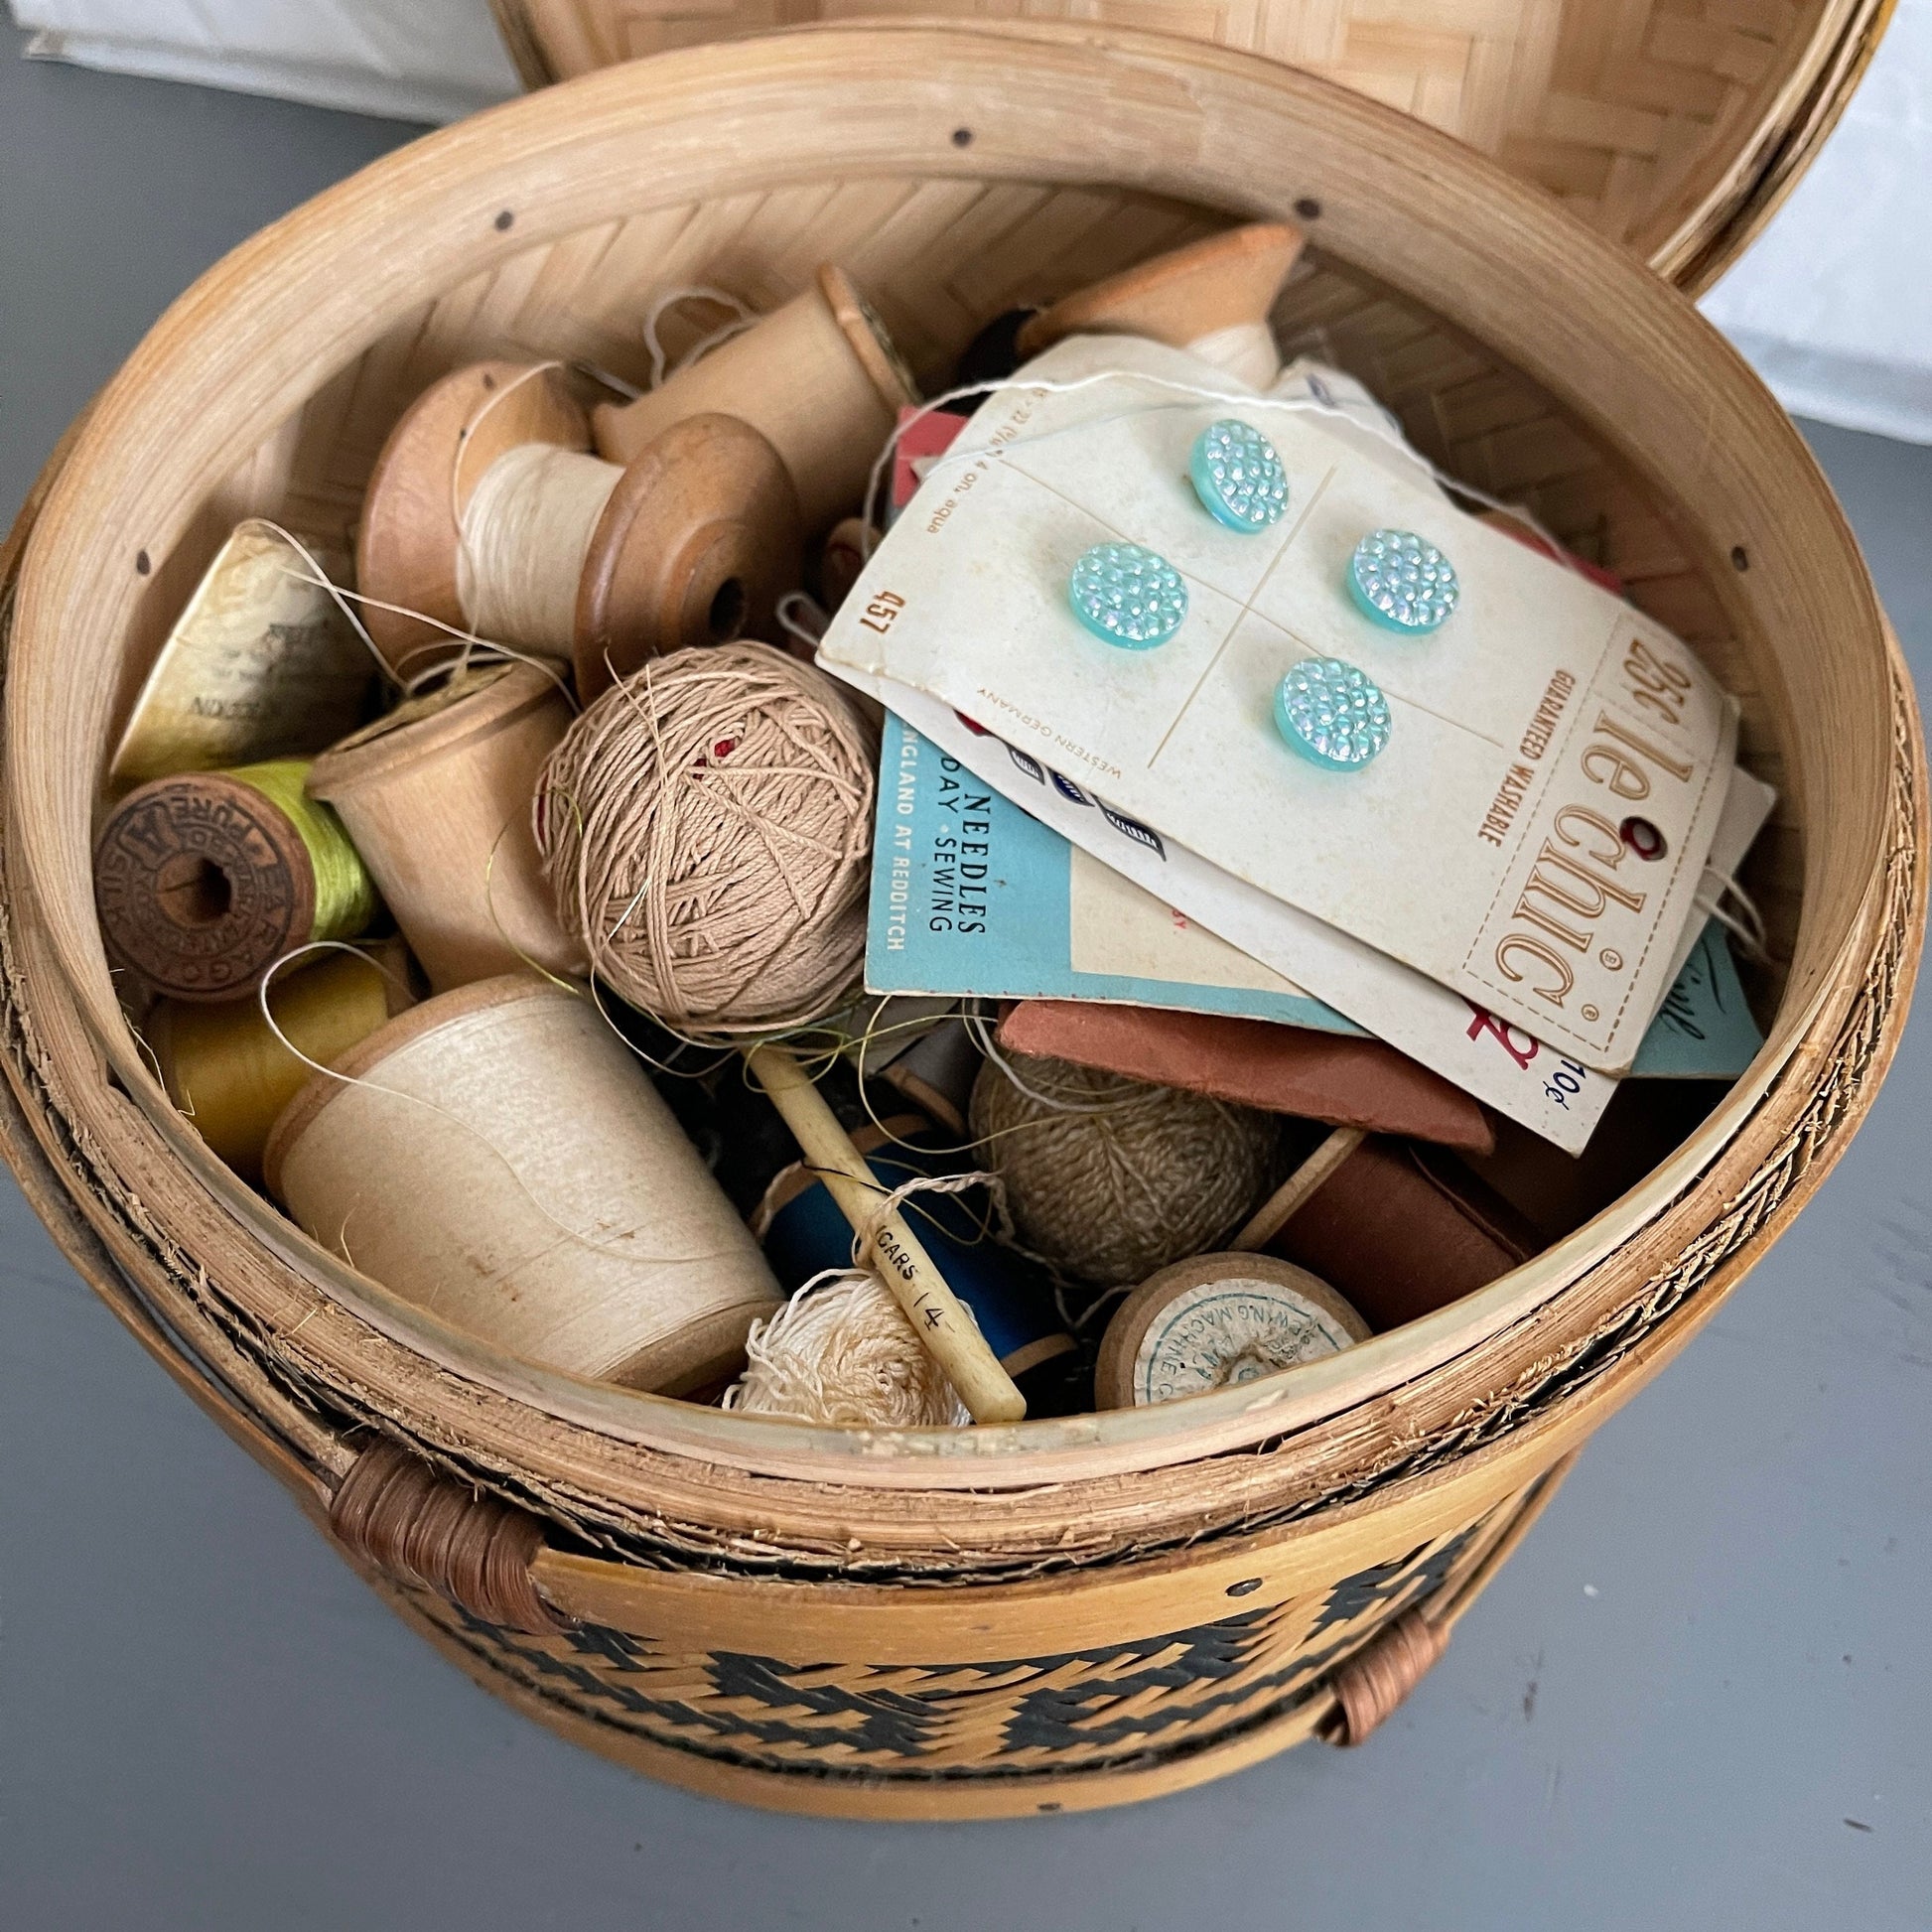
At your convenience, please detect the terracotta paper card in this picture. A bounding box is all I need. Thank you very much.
[819,336,1737,1072]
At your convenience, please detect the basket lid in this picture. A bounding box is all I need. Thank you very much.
[489,0,1890,292]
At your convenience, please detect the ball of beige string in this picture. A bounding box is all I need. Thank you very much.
[534,641,875,1035]
[726,1272,971,1430]
[970,1051,1278,1288]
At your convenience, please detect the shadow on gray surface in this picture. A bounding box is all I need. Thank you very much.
[1,29,1927,1932]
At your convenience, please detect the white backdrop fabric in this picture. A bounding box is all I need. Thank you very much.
[11,0,1932,443]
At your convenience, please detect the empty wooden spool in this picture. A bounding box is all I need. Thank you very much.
[306,662,584,991]
[593,264,916,533]
[1017,222,1306,386]
[355,359,800,698]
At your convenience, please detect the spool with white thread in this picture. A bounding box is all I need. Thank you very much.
[262,974,782,1396]
[1016,222,1305,390]
[356,359,801,698]
[594,265,918,533]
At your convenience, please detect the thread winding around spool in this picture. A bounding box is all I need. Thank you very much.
[969,1051,1278,1290]
[726,1271,972,1430]
[94,759,376,1002]
[355,360,800,694]
[456,441,621,649]
[534,642,874,1035]
[1095,1252,1369,1409]
[262,975,781,1393]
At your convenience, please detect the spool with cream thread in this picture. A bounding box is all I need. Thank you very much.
[594,266,918,533]
[1015,223,1305,390]
[145,939,416,1186]
[1095,1252,1369,1409]
[262,974,782,1395]
[94,758,377,1002]
[355,360,801,699]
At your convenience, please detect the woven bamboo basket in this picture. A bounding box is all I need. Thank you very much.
[1,22,1921,1818]
[491,0,1894,293]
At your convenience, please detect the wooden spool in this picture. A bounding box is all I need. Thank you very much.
[355,359,801,696]
[92,766,368,1003]
[1016,222,1305,381]
[592,265,916,533]
[306,662,584,992]
[1096,1253,1371,1410]
[262,975,782,1394]
[5,26,1918,1818]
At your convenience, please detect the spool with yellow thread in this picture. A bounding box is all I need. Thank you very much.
[94,758,377,1002]
[146,942,416,1186]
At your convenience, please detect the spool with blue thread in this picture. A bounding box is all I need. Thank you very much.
[754,1120,1084,1412]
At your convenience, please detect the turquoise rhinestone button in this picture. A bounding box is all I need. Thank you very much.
[1188,419,1288,533]
[1274,658,1392,769]
[1068,542,1188,649]
[1348,528,1458,633]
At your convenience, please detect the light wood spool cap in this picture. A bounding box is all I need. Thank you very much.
[573,412,801,702]
[1096,1253,1369,1410]
[592,265,915,532]
[307,662,584,991]
[94,771,318,1002]
[1017,222,1305,360]
[356,359,590,679]
[262,974,782,1395]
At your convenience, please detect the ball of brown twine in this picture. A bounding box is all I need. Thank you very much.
[533,642,874,1035]
[970,1050,1278,1288]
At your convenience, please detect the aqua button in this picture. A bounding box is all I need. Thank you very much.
[1188,419,1288,533]
[1274,658,1391,769]
[1069,542,1187,649]
[1348,528,1458,633]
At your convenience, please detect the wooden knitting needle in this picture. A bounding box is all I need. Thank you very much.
[744,1042,1027,1425]
[1229,1126,1365,1253]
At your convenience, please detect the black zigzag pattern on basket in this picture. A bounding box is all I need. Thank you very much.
[410,1524,1477,1783]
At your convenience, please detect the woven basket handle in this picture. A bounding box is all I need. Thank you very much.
[1321,1449,1577,1745]
[329,1442,562,1635]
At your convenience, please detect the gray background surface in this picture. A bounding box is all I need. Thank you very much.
[1,31,1927,1931]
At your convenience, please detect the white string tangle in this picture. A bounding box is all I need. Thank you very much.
[774,589,830,654]
[1695,867,1774,962]
[257,519,580,715]
[640,285,759,391]
[859,364,1586,584]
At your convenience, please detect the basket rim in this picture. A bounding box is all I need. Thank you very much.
[3,23,1922,1500]
[486,0,1901,299]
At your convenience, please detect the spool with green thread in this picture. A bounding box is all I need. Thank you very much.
[94,756,378,1002]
